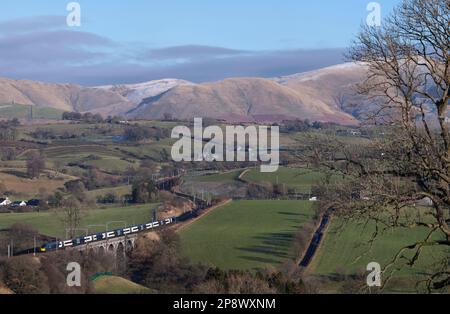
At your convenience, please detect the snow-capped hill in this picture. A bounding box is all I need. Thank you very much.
[274,62,366,84]
[96,79,193,104]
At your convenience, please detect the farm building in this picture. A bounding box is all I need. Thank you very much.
[11,201,27,207]
[27,199,41,206]
[0,197,12,206]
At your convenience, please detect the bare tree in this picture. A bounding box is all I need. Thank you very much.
[26,151,45,179]
[306,0,449,292]
[61,197,82,239]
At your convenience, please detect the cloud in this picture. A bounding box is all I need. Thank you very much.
[152,48,346,82]
[0,30,114,64]
[0,15,65,34]
[5,48,345,86]
[143,45,246,61]
[0,16,346,86]
[0,16,116,66]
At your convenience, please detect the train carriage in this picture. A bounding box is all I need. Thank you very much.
[38,217,177,253]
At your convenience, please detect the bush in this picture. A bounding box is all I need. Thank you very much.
[246,182,273,199]
[97,192,120,204]
[128,230,207,293]
[8,223,39,253]
[0,250,115,294]
[0,256,49,294]
[131,180,157,204]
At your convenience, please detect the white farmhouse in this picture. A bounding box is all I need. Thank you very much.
[0,197,12,206]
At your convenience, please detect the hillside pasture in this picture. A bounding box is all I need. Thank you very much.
[310,217,450,293]
[0,103,64,120]
[179,200,315,271]
[186,169,243,184]
[87,185,132,199]
[0,169,74,199]
[241,166,333,193]
[35,145,137,173]
[93,275,155,294]
[116,139,174,161]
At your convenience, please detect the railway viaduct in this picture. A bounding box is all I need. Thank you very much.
[74,234,138,258]
[55,174,184,258]
[15,172,209,258]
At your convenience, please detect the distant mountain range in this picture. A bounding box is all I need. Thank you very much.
[0,63,369,125]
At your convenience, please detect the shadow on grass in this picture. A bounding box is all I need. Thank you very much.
[278,211,311,219]
[2,169,29,178]
[235,232,294,264]
[278,211,300,216]
[237,255,280,265]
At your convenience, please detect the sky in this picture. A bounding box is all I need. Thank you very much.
[0,0,401,86]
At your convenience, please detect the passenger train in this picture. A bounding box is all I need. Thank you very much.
[38,217,177,253]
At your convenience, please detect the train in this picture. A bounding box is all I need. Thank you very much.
[38,217,177,253]
[16,189,209,256]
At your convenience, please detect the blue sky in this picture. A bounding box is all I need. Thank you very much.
[0,0,401,85]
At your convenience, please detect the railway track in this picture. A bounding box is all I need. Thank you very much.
[299,208,333,268]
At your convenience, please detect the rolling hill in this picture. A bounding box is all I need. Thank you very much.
[0,63,370,125]
[126,77,358,125]
[0,77,131,113]
[274,63,369,118]
[97,79,193,104]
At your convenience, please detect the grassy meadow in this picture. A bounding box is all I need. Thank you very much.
[241,166,333,193]
[0,103,64,120]
[310,217,450,293]
[179,200,315,271]
[187,169,243,183]
[0,203,158,238]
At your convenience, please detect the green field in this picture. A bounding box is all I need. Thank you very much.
[87,185,132,199]
[135,120,180,129]
[287,131,372,146]
[37,145,139,173]
[310,218,450,292]
[242,166,333,193]
[187,169,243,183]
[21,122,124,133]
[0,204,158,238]
[117,139,174,161]
[179,200,315,270]
[18,122,129,145]
[42,145,126,162]
[0,104,64,120]
[93,275,155,294]
[82,157,137,173]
